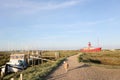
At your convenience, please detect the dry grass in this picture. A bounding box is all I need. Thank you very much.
[0,51,10,67]
[79,50,120,66]
[42,50,79,57]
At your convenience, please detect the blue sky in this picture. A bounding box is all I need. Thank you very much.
[0,0,120,50]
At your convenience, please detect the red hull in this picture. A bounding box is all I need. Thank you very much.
[80,47,101,52]
[80,42,102,52]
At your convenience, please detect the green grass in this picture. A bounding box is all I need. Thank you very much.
[3,58,65,80]
[78,50,120,66]
[0,51,10,67]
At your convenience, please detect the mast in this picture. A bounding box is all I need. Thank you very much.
[88,42,91,48]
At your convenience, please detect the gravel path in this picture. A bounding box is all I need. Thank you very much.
[46,54,120,80]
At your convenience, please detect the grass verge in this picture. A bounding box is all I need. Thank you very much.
[3,58,65,80]
[78,51,120,68]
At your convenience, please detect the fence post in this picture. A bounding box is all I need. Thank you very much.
[10,78,14,80]
[41,58,43,64]
[0,68,4,80]
[5,64,8,75]
[55,52,60,59]
[20,73,23,80]
[1,71,4,80]
[32,58,33,66]
[27,51,30,66]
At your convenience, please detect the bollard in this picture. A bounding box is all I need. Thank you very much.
[55,52,60,59]
[1,71,4,80]
[20,73,23,80]
[10,78,14,80]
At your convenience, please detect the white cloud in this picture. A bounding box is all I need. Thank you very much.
[27,17,115,32]
[0,0,82,14]
[64,18,116,28]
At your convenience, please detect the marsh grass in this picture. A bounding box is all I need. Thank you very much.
[0,52,10,66]
[79,50,120,66]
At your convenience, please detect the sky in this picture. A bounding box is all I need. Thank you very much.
[0,0,120,50]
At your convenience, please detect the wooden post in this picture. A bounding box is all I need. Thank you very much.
[27,51,30,66]
[1,72,4,80]
[0,68,4,80]
[20,73,23,80]
[38,56,40,65]
[36,51,38,55]
[34,57,36,65]
[32,58,34,66]
[32,51,34,66]
[38,51,40,64]
[40,51,43,64]
[10,78,14,80]
[39,51,42,64]
[5,64,8,75]
[41,58,43,64]
[37,55,40,65]
[0,68,1,79]
[55,52,60,59]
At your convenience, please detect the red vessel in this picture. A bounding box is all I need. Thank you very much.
[80,42,102,52]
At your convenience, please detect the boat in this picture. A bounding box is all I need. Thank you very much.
[1,53,28,74]
[80,42,102,52]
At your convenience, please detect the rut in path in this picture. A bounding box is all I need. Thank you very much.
[46,54,120,80]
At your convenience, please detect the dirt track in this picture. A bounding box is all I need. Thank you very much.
[46,54,120,80]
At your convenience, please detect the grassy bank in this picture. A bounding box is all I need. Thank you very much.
[78,50,120,66]
[3,58,65,80]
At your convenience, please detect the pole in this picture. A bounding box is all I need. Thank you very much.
[20,73,23,80]
[10,78,14,80]
[0,68,4,80]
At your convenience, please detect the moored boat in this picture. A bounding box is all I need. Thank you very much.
[80,42,102,52]
[1,53,28,74]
